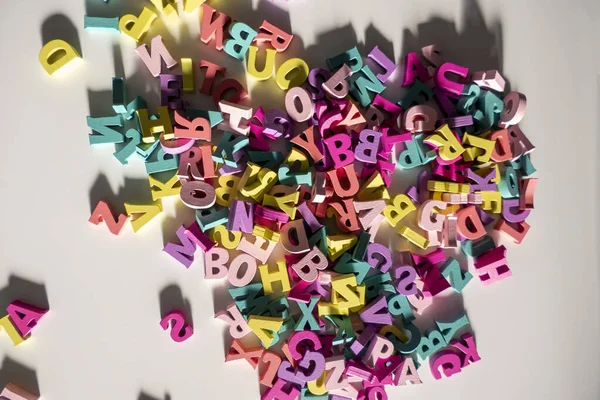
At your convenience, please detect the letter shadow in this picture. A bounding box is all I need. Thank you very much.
[0,358,40,398]
[159,283,193,327]
[0,275,49,314]
[41,14,82,57]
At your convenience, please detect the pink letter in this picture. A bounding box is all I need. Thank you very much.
[160,311,193,342]
[435,62,469,95]
[474,245,511,285]
[429,350,462,380]
[324,133,354,169]
[292,247,328,283]
[402,52,430,86]
[204,247,229,279]
[135,35,177,77]
[6,301,48,338]
[450,333,481,367]
[215,303,252,339]
[262,378,300,400]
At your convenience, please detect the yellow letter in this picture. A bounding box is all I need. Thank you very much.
[262,192,299,219]
[149,173,181,201]
[184,0,205,13]
[424,124,465,162]
[259,261,291,295]
[462,133,496,163]
[276,58,309,90]
[0,316,27,346]
[212,225,242,249]
[124,200,163,232]
[39,39,81,76]
[181,58,195,92]
[119,7,157,42]
[248,316,283,348]
[398,226,430,249]
[215,175,239,206]
[247,45,276,81]
[383,195,416,227]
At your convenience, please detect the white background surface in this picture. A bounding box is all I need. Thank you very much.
[0,0,599,399]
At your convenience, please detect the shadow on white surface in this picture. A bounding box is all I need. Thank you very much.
[41,14,82,58]
[159,284,193,328]
[0,276,49,315]
[138,391,170,400]
[88,174,154,216]
[0,357,40,398]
